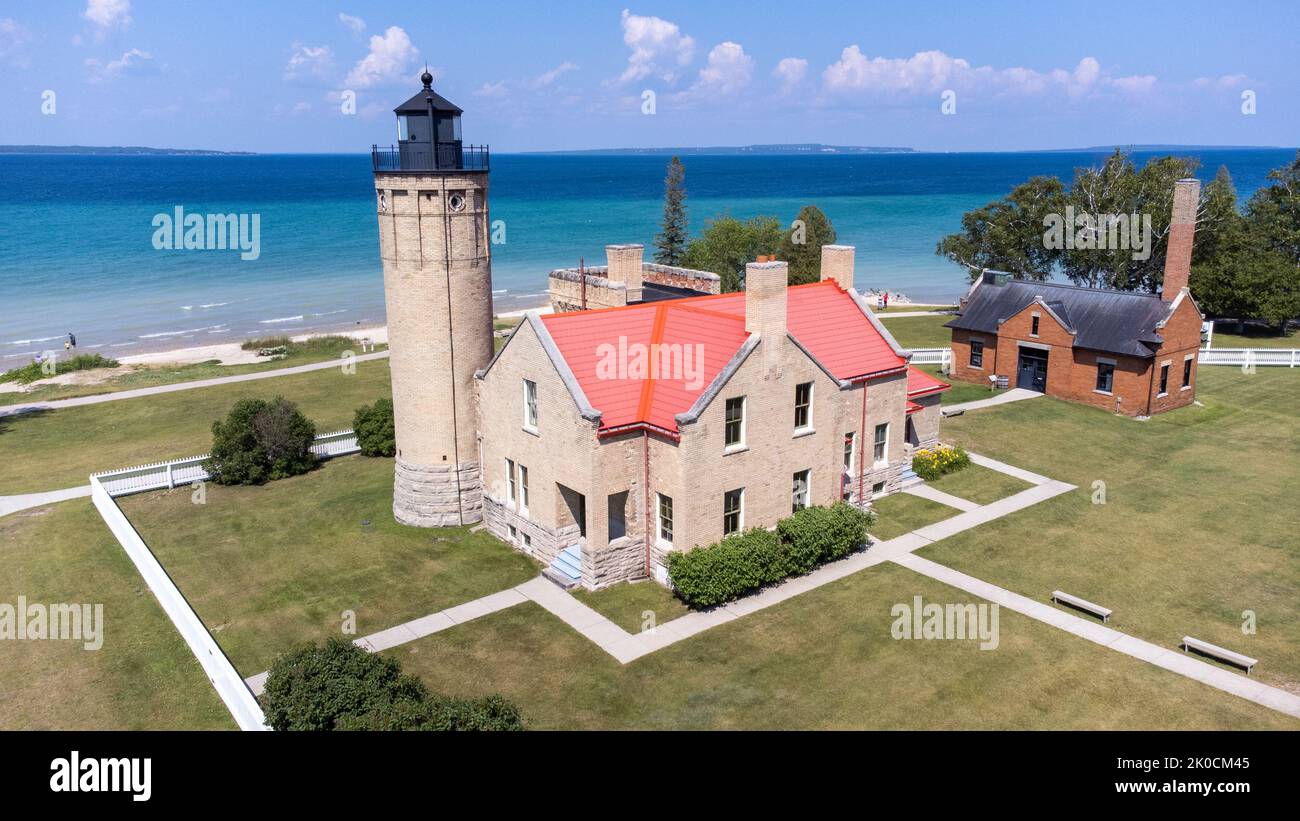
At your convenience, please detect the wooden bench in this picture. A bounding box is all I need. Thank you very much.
[1051,590,1112,622]
[1182,636,1258,675]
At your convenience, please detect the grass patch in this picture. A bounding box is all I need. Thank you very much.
[0,357,392,495]
[389,562,1298,729]
[573,580,690,633]
[925,463,1032,506]
[875,305,956,314]
[868,492,959,540]
[0,337,386,406]
[118,455,540,675]
[876,314,953,349]
[1208,328,1296,348]
[915,364,1006,405]
[920,367,1300,692]
[0,353,119,385]
[0,499,233,729]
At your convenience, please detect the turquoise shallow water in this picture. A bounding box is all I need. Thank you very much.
[0,149,1291,362]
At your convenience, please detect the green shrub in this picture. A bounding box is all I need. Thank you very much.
[264,639,523,731]
[669,503,875,608]
[240,335,291,351]
[0,353,120,384]
[207,397,316,485]
[777,502,876,573]
[911,444,971,481]
[353,398,396,457]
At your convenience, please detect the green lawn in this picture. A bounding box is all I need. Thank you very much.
[573,580,690,633]
[0,337,386,406]
[915,364,1005,405]
[1208,328,1297,349]
[925,463,1032,506]
[389,562,1297,729]
[877,314,953,349]
[868,492,960,541]
[0,357,392,495]
[874,305,957,314]
[0,499,233,729]
[921,367,1300,692]
[118,455,540,675]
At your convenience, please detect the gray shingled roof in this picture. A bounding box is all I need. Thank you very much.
[944,278,1171,358]
[394,89,463,115]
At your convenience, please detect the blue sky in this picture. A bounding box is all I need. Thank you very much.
[2,1,1296,153]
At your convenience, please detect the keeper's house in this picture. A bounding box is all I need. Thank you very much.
[944,178,1205,417]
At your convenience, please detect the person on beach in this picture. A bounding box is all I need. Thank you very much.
[67,332,76,350]
[882,292,889,309]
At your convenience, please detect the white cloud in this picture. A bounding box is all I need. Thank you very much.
[533,61,577,87]
[345,26,418,89]
[692,42,753,94]
[773,57,808,92]
[338,13,366,34]
[285,43,334,82]
[822,47,1159,100]
[84,0,132,31]
[85,47,156,82]
[1194,73,1250,90]
[475,81,508,99]
[0,18,33,63]
[617,9,694,84]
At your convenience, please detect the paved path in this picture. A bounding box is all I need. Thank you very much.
[891,553,1300,720]
[0,485,91,518]
[902,483,981,512]
[876,310,952,318]
[0,351,389,418]
[941,387,1041,416]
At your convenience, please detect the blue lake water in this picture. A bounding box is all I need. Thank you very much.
[0,148,1292,362]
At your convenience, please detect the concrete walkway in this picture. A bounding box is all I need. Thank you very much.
[0,351,389,418]
[892,553,1300,720]
[902,483,980,513]
[0,485,91,518]
[941,387,1042,416]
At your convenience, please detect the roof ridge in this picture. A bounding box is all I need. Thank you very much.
[1008,278,1164,300]
[635,303,669,422]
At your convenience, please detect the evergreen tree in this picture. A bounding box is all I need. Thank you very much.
[778,205,837,285]
[654,156,688,265]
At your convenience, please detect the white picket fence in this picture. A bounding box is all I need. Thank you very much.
[91,429,360,498]
[907,347,1297,369]
[1198,348,1299,368]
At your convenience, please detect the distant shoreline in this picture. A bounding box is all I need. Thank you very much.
[0,145,254,156]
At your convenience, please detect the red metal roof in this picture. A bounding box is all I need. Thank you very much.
[540,280,907,434]
[906,366,950,398]
[905,400,924,414]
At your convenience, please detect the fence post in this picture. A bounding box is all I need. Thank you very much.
[166,461,174,489]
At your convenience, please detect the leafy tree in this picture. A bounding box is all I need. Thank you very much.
[778,205,837,285]
[353,398,396,457]
[680,214,782,292]
[654,156,688,265]
[263,639,523,731]
[936,176,1066,282]
[1246,149,1300,265]
[207,397,316,485]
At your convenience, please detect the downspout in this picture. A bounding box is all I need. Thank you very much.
[643,430,652,578]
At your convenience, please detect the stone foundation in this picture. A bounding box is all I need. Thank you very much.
[585,536,647,590]
[393,457,482,527]
[482,493,574,567]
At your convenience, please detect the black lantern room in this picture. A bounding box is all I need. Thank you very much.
[372,71,488,173]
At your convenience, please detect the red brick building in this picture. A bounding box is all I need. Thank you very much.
[944,179,1205,417]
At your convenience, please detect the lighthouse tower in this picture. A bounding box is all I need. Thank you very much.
[372,73,492,526]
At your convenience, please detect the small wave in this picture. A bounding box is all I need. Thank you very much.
[139,324,227,339]
[259,315,304,324]
[3,350,40,360]
[493,289,509,295]
[200,302,230,308]
[181,305,194,311]
[311,309,346,317]
[7,336,63,345]
[110,342,137,348]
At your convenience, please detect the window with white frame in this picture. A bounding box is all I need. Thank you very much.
[1182,356,1193,388]
[723,488,744,536]
[791,469,810,513]
[518,464,529,512]
[522,379,538,431]
[794,382,813,431]
[843,432,856,472]
[1158,363,1170,396]
[1030,314,1040,337]
[724,396,746,449]
[969,339,984,369]
[657,493,673,545]
[1095,361,1114,394]
[505,458,516,502]
[873,423,889,465]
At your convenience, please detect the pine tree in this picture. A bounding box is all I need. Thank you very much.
[654,156,688,265]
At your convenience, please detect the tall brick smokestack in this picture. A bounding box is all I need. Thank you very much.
[1162,178,1200,300]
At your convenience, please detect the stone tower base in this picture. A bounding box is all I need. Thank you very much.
[393,457,482,527]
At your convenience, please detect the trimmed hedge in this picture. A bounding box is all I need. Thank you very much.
[911,444,971,481]
[353,398,396,457]
[667,502,875,608]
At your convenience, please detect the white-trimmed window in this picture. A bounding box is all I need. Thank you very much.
[873,423,889,466]
[1030,313,1040,337]
[1158,363,1170,397]
[1095,360,1114,394]
[843,432,856,472]
[791,469,810,513]
[522,379,538,431]
[969,339,984,369]
[657,493,674,546]
[505,458,517,503]
[794,382,813,431]
[724,396,746,449]
[1182,356,1194,389]
[518,464,530,513]
[723,488,744,536]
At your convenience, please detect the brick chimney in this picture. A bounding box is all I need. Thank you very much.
[746,260,788,372]
[1162,178,1200,300]
[819,245,855,290]
[606,244,644,303]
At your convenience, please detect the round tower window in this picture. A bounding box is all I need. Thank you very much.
[448,192,466,212]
